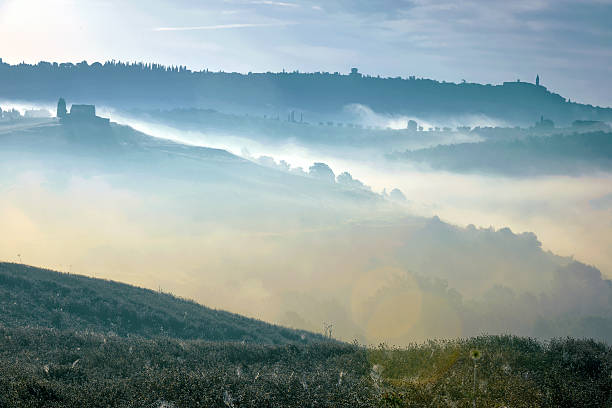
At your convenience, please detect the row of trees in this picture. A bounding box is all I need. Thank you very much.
[2,59,608,126]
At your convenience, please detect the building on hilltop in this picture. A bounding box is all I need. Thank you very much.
[70,104,96,118]
[534,115,554,129]
[407,120,418,131]
[57,98,109,125]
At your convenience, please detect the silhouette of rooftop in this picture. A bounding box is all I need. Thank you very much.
[58,99,109,125]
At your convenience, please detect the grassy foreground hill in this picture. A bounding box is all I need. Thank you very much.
[0,263,611,407]
[0,263,322,344]
[0,327,610,407]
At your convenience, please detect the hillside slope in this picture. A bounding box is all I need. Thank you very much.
[0,119,380,205]
[0,262,324,344]
[390,131,612,176]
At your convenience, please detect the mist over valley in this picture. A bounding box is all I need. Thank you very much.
[2,3,612,402]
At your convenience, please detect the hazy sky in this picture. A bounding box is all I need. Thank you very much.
[1,0,611,107]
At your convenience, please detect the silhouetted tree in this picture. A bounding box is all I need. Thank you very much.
[309,162,335,183]
[57,97,67,118]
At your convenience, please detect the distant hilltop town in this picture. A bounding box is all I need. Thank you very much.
[0,60,611,126]
[56,97,109,125]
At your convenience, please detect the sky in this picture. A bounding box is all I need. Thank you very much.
[0,0,611,107]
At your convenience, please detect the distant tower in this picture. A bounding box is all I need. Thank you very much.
[536,74,540,86]
[56,98,67,118]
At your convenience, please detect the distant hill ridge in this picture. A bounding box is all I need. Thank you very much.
[0,59,610,125]
[391,130,612,176]
[0,262,324,344]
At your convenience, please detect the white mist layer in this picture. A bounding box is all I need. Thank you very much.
[5,100,605,278]
[107,112,612,278]
[343,103,511,130]
[2,113,612,344]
